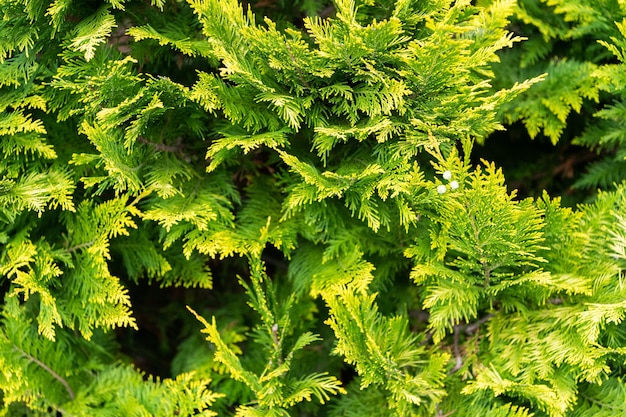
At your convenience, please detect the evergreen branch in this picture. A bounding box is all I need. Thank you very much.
[580,392,623,410]
[138,135,185,154]
[66,240,95,253]
[271,323,280,347]
[38,396,76,417]
[465,313,495,335]
[450,314,494,375]
[436,407,456,417]
[13,345,76,400]
[450,325,463,374]
[128,187,154,208]
[4,0,625,414]
[285,43,310,89]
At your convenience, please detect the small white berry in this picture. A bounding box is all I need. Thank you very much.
[443,170,452,180]
[450,180,459,190]
[437,184,447,194]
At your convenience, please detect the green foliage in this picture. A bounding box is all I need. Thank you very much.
[189,256,345,416]
[2,0,626,416]
[492,0,626,191]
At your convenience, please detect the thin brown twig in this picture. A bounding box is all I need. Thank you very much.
[449,325,463,374]
[465,313,494,335]
[66,240,95,253]
[137,135,184,154]
[14,345,75,400]
[436,404,456,417]
[448,313,495,375]
[285,43,310,89]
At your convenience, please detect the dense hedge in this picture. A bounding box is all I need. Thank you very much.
[2,0,626,416]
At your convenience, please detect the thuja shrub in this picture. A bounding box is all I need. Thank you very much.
[1,0,626,416]
[492,0,626,191]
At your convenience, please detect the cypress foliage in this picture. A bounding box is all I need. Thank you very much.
[1,0,626,416]
[492,0,626,191]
